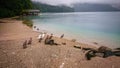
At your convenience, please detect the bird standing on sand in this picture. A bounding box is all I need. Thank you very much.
[28,37,32,45]
[60,34,64,38]
[38,34,42,43]
[23,40,27,49]
[49,33,53,39]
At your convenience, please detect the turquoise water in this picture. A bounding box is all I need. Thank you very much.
[23,12,120,48]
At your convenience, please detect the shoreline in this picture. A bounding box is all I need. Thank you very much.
[33,12,120,49]
[32,25,120,49]
[33,29,100,48]
[32,27,100,48]
[33,24,120,49]
[0,18,119,68]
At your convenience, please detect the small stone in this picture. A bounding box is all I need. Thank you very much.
[75,63,77,65]
[51,54,58,58]
[93,42,98,45]
[3,50,6,53]
[12,52,15,55]
[112,65,114,68]
[71,39,76,42]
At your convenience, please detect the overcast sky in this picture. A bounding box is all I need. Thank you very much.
[32,0,120,5]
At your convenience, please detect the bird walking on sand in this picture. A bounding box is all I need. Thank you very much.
[23,40,27,49]
[28,37,32,45]
[60,34,64,38]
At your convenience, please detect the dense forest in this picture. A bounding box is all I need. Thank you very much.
[32,2,74,12]
[0,0,32,18]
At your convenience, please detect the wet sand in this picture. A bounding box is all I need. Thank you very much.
[0,18,120,68]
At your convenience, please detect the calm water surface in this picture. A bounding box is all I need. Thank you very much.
[23,12,120,48]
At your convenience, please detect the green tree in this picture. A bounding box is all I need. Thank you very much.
[0,0,32,18]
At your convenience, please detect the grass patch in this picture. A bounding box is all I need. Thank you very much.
[23,20,33,28]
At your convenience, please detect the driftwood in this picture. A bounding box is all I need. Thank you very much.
[71,39,76,42]
[45,39,54,45]
[114,48,120,50]
[85,50,96,60]
[98,46,111,52]
[74,45,96,51]
[113,51,120,56]
[74,45,81,49]
[62,43,66,45]
[73,45,120,60]
[85,46,120,60]
[45,38,60,45]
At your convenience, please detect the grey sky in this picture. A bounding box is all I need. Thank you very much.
[32,0,120,5]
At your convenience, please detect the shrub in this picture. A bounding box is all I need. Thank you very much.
[23,20,33,27]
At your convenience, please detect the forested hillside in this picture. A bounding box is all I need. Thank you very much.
[73,3,120,12]
[1,0,120,18]
[32,1,120,12]
[0,0,32,18]
[32,2,74,12]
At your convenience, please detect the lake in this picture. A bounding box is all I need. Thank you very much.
[23,12,120,48]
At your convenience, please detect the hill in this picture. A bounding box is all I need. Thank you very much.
[32,2,74,12]
[73,3,120,12]
[32,2,120,12]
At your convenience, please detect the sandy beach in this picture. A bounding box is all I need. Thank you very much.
[0,18,120,68]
